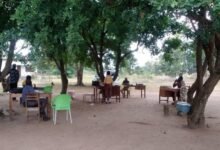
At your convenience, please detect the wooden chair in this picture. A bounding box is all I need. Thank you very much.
[111,85,121,102]
[159,86,173,104]
[83,93,94,103]
[25,93,40,121]
[121,85,130,98]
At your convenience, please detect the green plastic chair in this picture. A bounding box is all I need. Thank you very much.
[43,85,53,93]
[52,94,72,125]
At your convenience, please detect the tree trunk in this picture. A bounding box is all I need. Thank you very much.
[75,62,84,86]
[0,39,17,92]
[60,66,68,94]
[0,39,16,82]
[187,35,220,128]
[215,33,220,73]
[187,74,220,128]
[56,59,68,94]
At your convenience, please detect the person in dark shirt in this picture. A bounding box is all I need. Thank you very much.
[173,75,182,88]
[122,77,129,86]
[9,64,20,90]
[121,77,130,97]
[172,74,187,103]
[22,75,50,121]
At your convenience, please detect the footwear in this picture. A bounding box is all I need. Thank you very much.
[12,97,18,102]
[3,109,9,116]
[43,116,50,121]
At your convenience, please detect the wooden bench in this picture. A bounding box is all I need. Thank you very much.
[83,93,94,103]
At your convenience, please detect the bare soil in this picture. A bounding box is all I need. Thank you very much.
[0,82,220,150]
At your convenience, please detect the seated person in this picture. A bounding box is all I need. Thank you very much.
[122,77,129,86]
[121,77,130,97]
[21,75,50,121]
[22,76,37,88]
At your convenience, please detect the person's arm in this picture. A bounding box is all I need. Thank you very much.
[173,80,177,87]
[16,70,20,81]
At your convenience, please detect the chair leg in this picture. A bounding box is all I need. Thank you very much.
[54,111,57,125]
[66,111,68,121]
[27,111,29,121]
[38,111,40,122]
[52,109,55,123]
[69,110,72,124]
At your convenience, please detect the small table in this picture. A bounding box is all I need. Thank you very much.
[93,86,102,102]
[93,85,121,102]
[165,87,180,101]
[9,92,52,119]
[159,86,180,104]
[134,84,146,98]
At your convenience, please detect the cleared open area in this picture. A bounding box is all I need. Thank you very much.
[1,81,220,150]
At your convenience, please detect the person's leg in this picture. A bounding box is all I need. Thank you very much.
[15,82,18,88]
[107,85,112,103]
[171,93,175,105]
[107,86,110,102]
[104,85,108,103]
[10,83,18,101]
[10,83,16,90]
[39,98,50,120]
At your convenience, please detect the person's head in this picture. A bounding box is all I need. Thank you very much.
[12,64,16,69]
[107,71,111,76]
[178,76,183,82]
[125,77,128,80]
[26,75,32,86]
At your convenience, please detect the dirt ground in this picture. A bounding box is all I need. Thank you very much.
[0,83,220,150]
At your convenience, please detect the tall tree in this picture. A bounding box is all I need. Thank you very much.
[152,0,220,128]
[67,0,145,82]
[159,37,195,75]
[0,0,20,84]
[14,0,81,93]
[67,0,171,81]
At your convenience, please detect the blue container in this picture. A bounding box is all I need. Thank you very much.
[176,102,191,113]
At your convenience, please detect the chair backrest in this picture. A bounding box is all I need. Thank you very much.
[25,93,40,108]
[123,85,130,90]
[43,85,53,93]
[112,85,120,96]
[52,94,71,110]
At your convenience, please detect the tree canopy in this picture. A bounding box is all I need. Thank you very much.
[2,0,220,128]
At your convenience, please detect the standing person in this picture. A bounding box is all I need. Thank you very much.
[172,74,187,102]
[178,76,187,102]
[9,64,20,90]
[104,71,113,104]
[173,73,183,88]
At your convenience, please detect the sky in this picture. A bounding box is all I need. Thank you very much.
[15,40,158,67]
[131,43,158,67]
